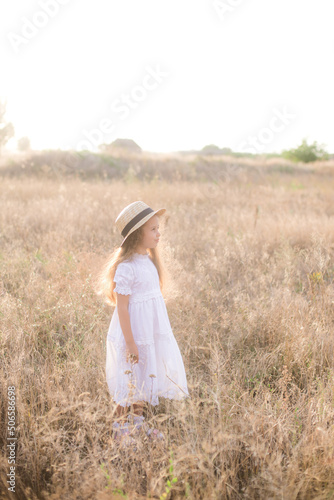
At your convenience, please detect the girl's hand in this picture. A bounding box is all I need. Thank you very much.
[126,342,139,365]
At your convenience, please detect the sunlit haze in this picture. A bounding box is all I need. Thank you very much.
[1,0,333,153]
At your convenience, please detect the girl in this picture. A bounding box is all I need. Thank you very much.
[97,201,189,445]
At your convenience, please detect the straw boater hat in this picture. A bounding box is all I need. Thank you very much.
[115,201,166,246]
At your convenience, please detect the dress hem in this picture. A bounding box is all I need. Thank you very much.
[111,393,191,408]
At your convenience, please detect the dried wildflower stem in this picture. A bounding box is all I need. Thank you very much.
[166,374,189,396]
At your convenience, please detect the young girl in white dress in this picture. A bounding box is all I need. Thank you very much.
[97,201,189,445]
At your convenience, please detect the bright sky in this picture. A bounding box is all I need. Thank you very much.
[1,0,333,154]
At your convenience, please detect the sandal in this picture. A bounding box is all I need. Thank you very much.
[124,414,165,441]
[112,421,137,450]
[146,426,165,441]
[127,414,146,435]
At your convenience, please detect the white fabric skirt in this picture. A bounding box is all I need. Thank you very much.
[106,291,190,407]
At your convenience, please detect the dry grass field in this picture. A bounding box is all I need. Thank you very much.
[1,153,334,499]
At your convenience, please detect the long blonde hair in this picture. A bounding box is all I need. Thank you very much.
[95,224,165,307]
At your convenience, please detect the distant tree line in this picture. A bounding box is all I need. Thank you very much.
[200,138,330,163]
[0,97,331,163]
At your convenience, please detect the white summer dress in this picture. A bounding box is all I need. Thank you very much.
[106,251,189,407]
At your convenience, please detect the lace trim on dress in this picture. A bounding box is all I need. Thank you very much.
[111,338,156,346]
[114,284,132,295]
[114,391,189,407]
[113,261,134,295]
[132,252,149,259]
[108,330,173,346]
[129,288,163,303]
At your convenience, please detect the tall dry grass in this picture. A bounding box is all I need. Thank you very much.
[1,163,334,499]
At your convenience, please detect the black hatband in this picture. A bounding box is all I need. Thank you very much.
[121,207,154,238]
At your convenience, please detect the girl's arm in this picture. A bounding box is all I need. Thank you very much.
[116,293,139,361]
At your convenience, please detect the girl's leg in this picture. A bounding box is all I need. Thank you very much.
[115,403,128,422]
[115,401,145,420]
[113,404,137,447]
[132,401,145,416]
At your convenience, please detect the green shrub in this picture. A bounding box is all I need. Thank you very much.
[282,138,329,163]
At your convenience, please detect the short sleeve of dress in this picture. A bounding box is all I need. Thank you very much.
[113,262,134,296]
